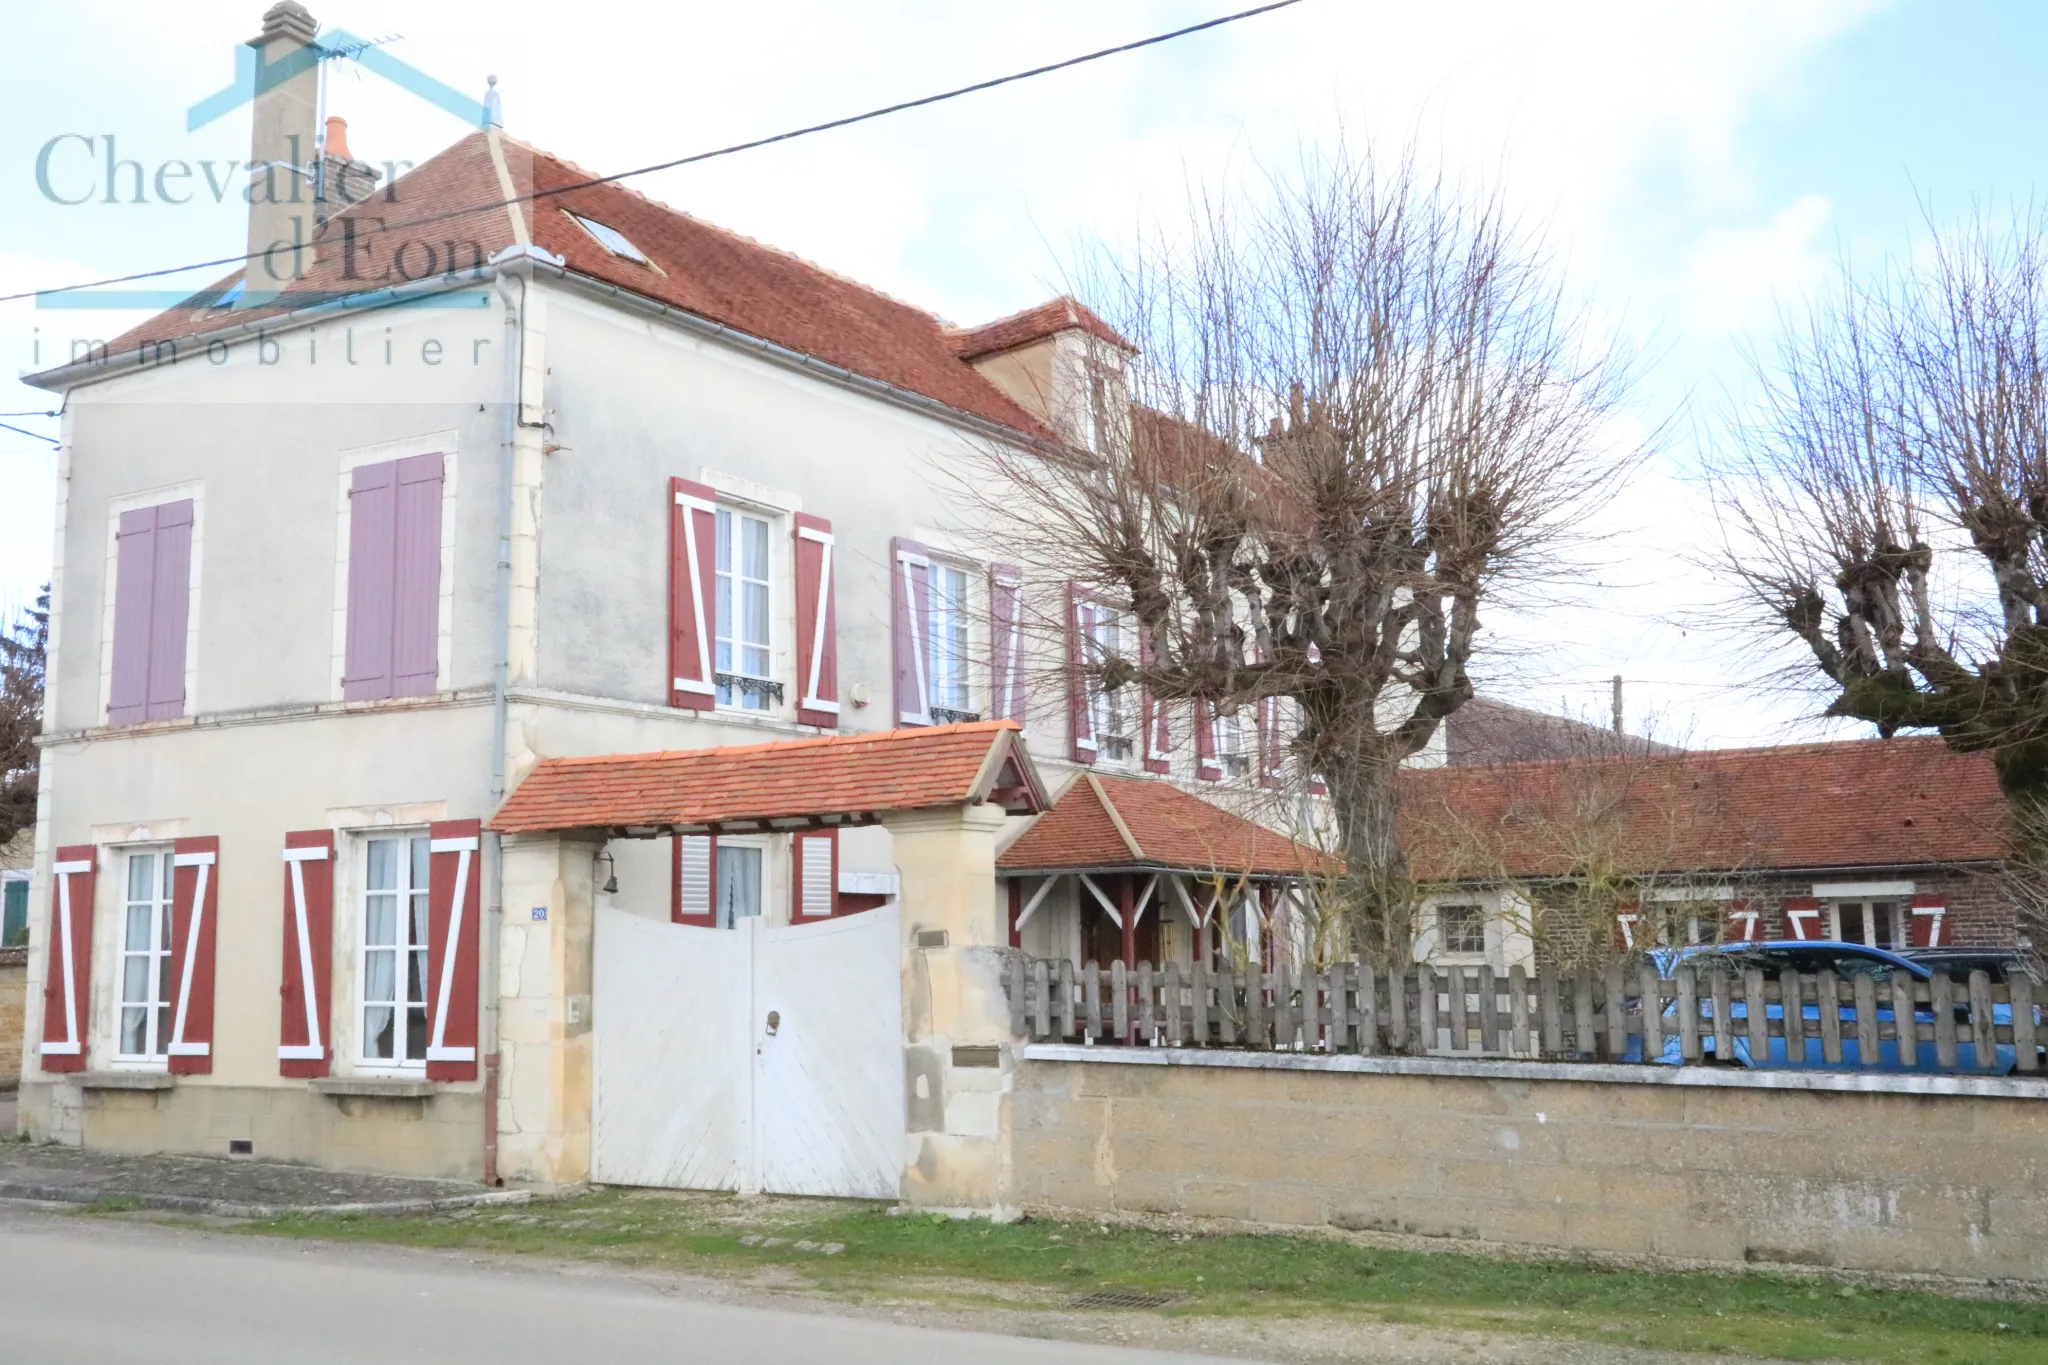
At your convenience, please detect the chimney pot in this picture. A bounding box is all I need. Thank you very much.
[324,116,352,162]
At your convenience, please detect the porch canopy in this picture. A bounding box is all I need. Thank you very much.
[996,772,1324,965]
[490,720,1048,838]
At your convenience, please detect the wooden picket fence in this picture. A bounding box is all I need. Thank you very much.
[1001,956,2048,1072]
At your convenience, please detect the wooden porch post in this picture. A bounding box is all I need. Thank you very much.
[1120,875,1138,1045]
[1006,878,1022,949]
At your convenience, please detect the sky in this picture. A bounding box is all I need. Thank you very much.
[4,0,2046,749]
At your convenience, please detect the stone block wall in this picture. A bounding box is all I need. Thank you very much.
[1013,1050,2048,1282]
[0,948,24,1087]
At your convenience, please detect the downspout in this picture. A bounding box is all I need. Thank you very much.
[484,264,523,1186]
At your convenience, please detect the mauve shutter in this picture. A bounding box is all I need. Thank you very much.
[391,453,444,698]
[793,514,839,728]
[892,538,933,726]
[1781,895,1823,941]
[673,835,717,925]
[988,565,1024,725]
[1257,698,1282,789]
[107,508,158,725]
[1140,632,1170,774]
[165,835,219,1075]
[791,831,839,918]
[280,830,336,1077]
[144,501,193,720]
[669,478,717,710]
[344,460,399,700]
[1066,584,1096,764]
[39,846,95,1072]
[424,819,481,1081]
[1194,700,1221,781]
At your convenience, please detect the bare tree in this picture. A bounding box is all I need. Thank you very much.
[1711,209,2048,857]
[0,586,48,849]
[966,148,1640,967]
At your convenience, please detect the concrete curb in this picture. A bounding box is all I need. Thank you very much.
[0,1181,534,1220]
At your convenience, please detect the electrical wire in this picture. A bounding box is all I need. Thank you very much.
[0,1,1307,308]
[0,411,58,418]
[0,422,57,444]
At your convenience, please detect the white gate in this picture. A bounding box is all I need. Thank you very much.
[591,903,906,1198]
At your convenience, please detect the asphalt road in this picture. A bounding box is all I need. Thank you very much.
[0,1204,1251,1365]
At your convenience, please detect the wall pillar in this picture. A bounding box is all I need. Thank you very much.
[493,831,601,1186]
[884,802,1016,1217]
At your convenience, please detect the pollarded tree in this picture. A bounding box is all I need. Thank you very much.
[968,150,1639,967]
[0,586,49,849]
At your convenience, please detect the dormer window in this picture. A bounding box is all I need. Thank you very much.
[565,212,648,264]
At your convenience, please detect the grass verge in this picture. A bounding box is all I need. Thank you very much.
[231,1190,2043,1363]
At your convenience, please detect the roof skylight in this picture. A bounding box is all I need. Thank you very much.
[566,212,648,264]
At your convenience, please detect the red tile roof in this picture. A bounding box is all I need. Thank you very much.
[1399,736,2010,881]
[491,721,1046,835]
[76,132,1062,439]
[945,297,1133,360]
[998,773,1323,877]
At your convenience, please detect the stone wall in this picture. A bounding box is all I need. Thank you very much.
[1012,1047,2048,1282]
[0,948,24,1088]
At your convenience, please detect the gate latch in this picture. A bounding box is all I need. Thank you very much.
[765,1010,781,1036]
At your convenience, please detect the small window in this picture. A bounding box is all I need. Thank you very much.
[715,507,776,710]
[565,212,649,264]
[1832,900,1902,949]
[927,562,977,723]
[361,833,432,1068]
[1436,903,1486,957]
[1083,607,1132,760]
[1,873,27,948]
[117,849,176,1061]
[716,843,764,929]
[1213,709,1248,778]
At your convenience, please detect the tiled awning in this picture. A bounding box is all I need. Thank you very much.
[490,721,1046,837]
[996,773,1325,880]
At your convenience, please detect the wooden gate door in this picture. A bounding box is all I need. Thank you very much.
[591,903,904,1197]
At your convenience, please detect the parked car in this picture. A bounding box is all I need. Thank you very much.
[1628,940,2033,1074]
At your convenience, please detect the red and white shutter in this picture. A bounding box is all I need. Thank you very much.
[674,835,717,926]
[163,835,219,1075]
[280,830,335,1077]
[1781,895,1824,941]
[1722,899,1761,944]
[1139,632,1170,774]
[1257,698,1285,789]
[669,477,718,711]
[791,831,839,919]
[39,846,96,1073]
[424,819,481,1081]
[892,538,933,725]
[792,513,840,729]
[989,564,1025,725]
[1613,904,1643,952]
[1066,584,1096,764]
[1908,893,1950,947]
[1194,700,1222,781]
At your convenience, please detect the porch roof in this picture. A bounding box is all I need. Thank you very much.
[489,721,1047,837]
[996,773,1324,880]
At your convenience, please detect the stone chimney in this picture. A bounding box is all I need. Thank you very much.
[315,115,382,223]
[245,2,322,292]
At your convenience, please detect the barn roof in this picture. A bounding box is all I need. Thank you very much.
[490,721,1046,836]
[997,772,1323,878]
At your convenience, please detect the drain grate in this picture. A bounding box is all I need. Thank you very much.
[1068,1289,1179,1310]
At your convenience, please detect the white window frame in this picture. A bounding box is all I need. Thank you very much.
[1433,902,1488,959]
[99,481,205,725]
[715,835,773,929]
[1,869,29,949]
[1828,899,1906,949]
[354,827,434,1073]
[1213,707,1249,779]
[331,432,459,703]
[111,844,176,1068]
[1084,604,1134,765]
[714,503,779,712]
[925,558,979,722]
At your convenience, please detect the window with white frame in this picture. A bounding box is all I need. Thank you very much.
[716,841,765,929]
[715,506,777,710]
[1435,903,1487,957]
[1084,606,1132,761]
[1831,899,1903,949]
[117,848,176,1062]
[1213,708,1248,777]
[360,833,432,1067]
[927,561,977,723]
[1,870,28,948]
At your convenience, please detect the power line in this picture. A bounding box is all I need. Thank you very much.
[0,422,57,444]
[0,411,58,418]
[0,1,1307,309]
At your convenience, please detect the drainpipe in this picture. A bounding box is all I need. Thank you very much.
[483,263,524,1186]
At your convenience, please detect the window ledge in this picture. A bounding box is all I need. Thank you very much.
[311,1076,436,1100]
[78,1070,175,1091]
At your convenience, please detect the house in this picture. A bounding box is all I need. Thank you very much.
[10,4,1328,1181]
[1399,735,2019,968]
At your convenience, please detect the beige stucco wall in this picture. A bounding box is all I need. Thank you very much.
[1013,1055,2048,1282]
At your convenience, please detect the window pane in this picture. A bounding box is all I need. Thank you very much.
[364,1005,395,1059]
[122,951,150,1006]
[742,515,767,581]
[363,948,396,1004]
[367,839,397,893]
[716,508,732,573]
[410,836,430,896]
[410,891,431,961]
[127,852,156,903]
[408,945,430,1011]
[743,581,769,652]
[365,894,397,947]
[406,1005,429,1061]
[717,845,763,929]
[121,1006,147,1056]
[124,903,152,960]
